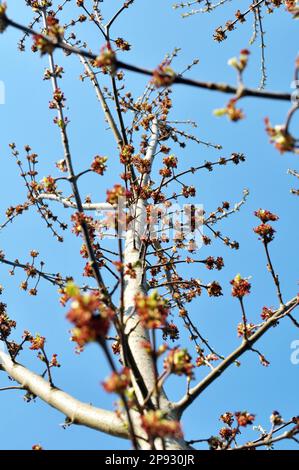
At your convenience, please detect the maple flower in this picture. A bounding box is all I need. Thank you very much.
[230,274,251,298]
[164,347,194,378]
[115,37,131,51]
[253,223,276,243]
[94,43,116,72]
[265,117,297,153]
[91,156,107,175]
[29,334,45,350]
[235,411,255,427]
[102,367,131,394]
[120,144,134,164]
[106,184,130,206]
[254,209,279,223]
[237,322,256,338]
[152,61,176,88]
[65,282,114,349]
[135,291,169,328]
[41,175,57,193]
[261,306,275,321]
[220,412,234,426]
[0,311,16,340]
[141,410,183,439]
[33,16,64,55]
[214,98,244,122]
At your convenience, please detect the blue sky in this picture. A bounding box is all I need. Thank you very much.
[0,0,298,450]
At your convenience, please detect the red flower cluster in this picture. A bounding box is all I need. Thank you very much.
[214,98,244,122]
[261,306,275,320]
[65,283,114,349]
[91,156,107,175]
[71,212,95,238]
[235,411,255,427]
[205,256,224,270]
[141,410,183,439]
[254,209,279,223]
[102,367,131,394]
[41,175,57,193]
[164,347,194,377]
[120,144,134,164]
[106,184,130,205]
[237,322,256,338]
[0,306,16,340]
[33,15,64,55]
[230,274,251,298]
[29,334,45,351]
[135,291,169,328]
[254,223,276,243]
[254,209,279,243]
[207,281,223,297]
[264,117,297,154]
[94,43,116,72]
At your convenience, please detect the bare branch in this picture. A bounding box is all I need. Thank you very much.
[175,296,299,415]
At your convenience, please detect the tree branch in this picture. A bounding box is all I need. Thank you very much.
[174,296,299,416]
[36,193,113,211]
[5,17,291,102]
[0,349,128,439]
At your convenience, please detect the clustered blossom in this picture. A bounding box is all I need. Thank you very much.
[71,212,95,238]
[102,367,131,394]
[237,322,256,338]
[141,410,183,439]
[265,117,297,154]
[152,61,176,88]
[163,347,194,378]
[115,37,131,51]
[41,175,57,193]
[254,209,279,244]
[33,15,64,55]
[230,274,251,298]
[94,43,116,72]
[207,281,223,297]
[270,410,284,426]
[0,305,16,340]
[120,144,134,164]
[261,306,275,320]
[91,156,107,175]
[65,282,114,349]
[205,256,224,270]
[106,184,130,205]
[254,209,279,224]
[220,412,234,426]
[135,291,169,328]
[196,353,219,367]
[235,411,255,427]
[213,98,244,122]
[162,322,180,341]
[29,334,45,350]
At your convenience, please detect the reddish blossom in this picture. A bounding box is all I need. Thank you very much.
[230,274,251,298]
